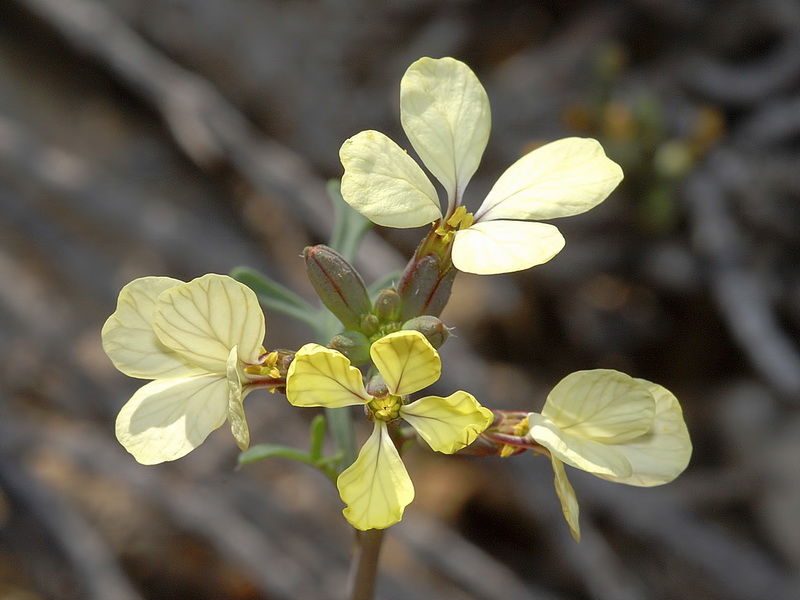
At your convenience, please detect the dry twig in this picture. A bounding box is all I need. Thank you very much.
[685,154,800,399]
[13,0,404,284]
[0,418,143,600]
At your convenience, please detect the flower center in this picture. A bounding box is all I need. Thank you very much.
[500,415,530,458]
[434,205,474,243]
[244,349,281,378]
[368,394,403,422]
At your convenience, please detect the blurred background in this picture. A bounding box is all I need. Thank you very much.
[2,0,800,598]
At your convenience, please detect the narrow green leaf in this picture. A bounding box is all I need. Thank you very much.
[239,443,340,482]
[328,179,372,264]
[309,414,327,461]
[231,267,324,333]
[238,444,316,466]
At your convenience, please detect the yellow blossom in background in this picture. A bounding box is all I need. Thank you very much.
[102,274,268,464]
[286,330,493,530]
[526,369,692,540]
[339,56,624,274]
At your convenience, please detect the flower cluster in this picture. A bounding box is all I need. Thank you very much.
[102,57,690,538]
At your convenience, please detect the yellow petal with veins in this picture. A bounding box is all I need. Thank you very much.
[226,345,250,451]
[543,370,654,443]
[528,412,633,478]
[286,344,370,408]
[475,137,623,222]
[338,422,414,530]
[115,374,228,465]
[340,130,442,228]
[551,455,581,541]
[401,57,490,205]
[154,274,266,372]
[102,276,203,379]
[596,379,692,486]
[452,220,565,275]
[401,391,493,453]
[370,331,441,396]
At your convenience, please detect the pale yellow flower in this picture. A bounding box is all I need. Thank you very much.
[102,274,267,464]
[339,56,623,274]
[527,369,692,540]
[286,330,493,530]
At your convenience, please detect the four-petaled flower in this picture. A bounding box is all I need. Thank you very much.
[286,330,493,530]
[102,274,269,464]
[526,369,692,540]
[339,56,624,274]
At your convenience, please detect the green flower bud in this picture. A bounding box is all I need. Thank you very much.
[365,374,389,398]
[360,313,380,337]
[328,330,371,365]
[373,287,402,323]
[397,253,456,320]
[401,315,452,349]
[304,245,371,330]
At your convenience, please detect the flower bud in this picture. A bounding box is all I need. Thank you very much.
[373,288,402,323]
[397,253,456,320]
[401,315,452,349]
[360,313,380,337]
[304,245,371,330]
[365,373,389,398]
[328,331,371,365]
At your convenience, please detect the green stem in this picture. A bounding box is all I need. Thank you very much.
[348,529,385,600]
[327,177,381,600]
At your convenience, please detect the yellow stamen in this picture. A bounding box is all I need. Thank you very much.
[244,350,282,377]
[499,445,516,458]
[446,205,472,228]
[434,206,475,242]
[368,395,403,422]
[499,416,530,458]
[265,351,281,378]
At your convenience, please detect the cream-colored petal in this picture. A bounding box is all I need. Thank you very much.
[597,380,692,486]
[339,130,442,228]
[451,220,565,275]
[370,331,441,396]
[528,413,633,478]
[475,137,623,222]
[226,346,250,452]
[400,57,490,206]
[401,392,493,454]
[543,370,655,443]
[286,344,370,408]
[338,422,415,530]
[550,456,581,541]
[153,274,266,372]
[115,374,229,465]
[102,276,204,379]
